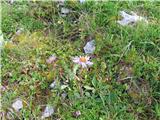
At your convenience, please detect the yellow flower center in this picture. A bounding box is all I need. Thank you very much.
[79,57,87,62]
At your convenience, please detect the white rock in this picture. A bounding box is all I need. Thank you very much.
[0,33,3,49]
[61,92,67,99]
[50,81,56,89]
[117,11,148,26]
[60,14,67,17]
[61,7,70,14]
[9,0,14,4]
[80,0,86,3]
[84,40,95,54]
[12,99,23,112]
[59,0,65,3]
[41,105,54,119]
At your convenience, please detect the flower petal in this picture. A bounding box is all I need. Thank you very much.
[85,56,90,61]
[86,61,93,66]
[72,57,80,63]
[46,55,57,64]
[81,62,87,68]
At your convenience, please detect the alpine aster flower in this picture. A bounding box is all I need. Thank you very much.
[46,55,57,64]
[72,56,93,68]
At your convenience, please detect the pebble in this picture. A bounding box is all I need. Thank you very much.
[84,40,95,54]
[117,11,148,26]
[12,99,23,112]
[41,105,54,119]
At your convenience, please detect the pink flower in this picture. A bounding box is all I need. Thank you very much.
[72,56,93,68]
[0,85,6,92]
[46,55,57,64]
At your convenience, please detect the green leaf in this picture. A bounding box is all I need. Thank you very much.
[92,76,97,87]
[84,85,95,91]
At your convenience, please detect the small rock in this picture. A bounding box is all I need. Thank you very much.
[117,11,148,26]
[0,34,3,47]
[50,81,56,89]
[59,0,65,5]
[84,40,95,54]
[9,0,14,4]
[72,110,81,118]
[41,105,54,119]
[61,92,67,99]
[80,0,86,3]
[12,99,23,112]
[61,7,70,14]
[46,55,57,64]
[60,14,67,17]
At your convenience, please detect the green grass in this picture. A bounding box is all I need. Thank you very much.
[1,1,160,120]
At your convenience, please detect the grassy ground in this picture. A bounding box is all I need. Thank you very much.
[1,1,160,120]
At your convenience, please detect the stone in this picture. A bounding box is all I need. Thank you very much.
[83,40,95,54]
[61,7,70,14]
[50,81,56,89]
[80,0,86,3]
[117,11,148,26]
[12,99,23,112]
[41,105,54,119]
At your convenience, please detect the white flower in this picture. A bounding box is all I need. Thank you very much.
[72,56,93,68]
[117,11,148,26]
[0,85,6,92]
